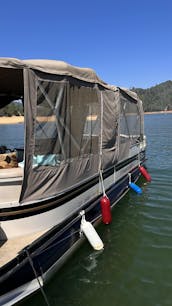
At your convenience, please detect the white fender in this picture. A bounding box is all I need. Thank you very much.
[80,211,104,251]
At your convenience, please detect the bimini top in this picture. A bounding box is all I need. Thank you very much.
[0,57,116,90]
[0,57,143,205]
[0,57,140,101]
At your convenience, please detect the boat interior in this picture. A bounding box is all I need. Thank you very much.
[0,66,24,204]
[0,147,46,268]
[0,148,24,205]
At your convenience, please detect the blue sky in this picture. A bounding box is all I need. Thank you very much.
[1,0,172,88]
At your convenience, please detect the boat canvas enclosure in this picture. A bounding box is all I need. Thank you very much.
[0,58,144,205]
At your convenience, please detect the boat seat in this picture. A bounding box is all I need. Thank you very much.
[0,167,23,179]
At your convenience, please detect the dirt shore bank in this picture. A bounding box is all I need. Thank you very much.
[0,116,24,124]
[0,111,172,124]
[144,110,172,115]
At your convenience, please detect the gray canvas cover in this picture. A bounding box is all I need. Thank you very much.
[0,58,144,204]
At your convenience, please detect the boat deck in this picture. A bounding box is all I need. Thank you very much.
[0,167,23,205]
[0,230,46,267]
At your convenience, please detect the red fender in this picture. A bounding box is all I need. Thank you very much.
[100,195,112,224]
[139,166,151,182]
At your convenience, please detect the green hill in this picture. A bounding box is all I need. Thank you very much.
[132,81,172,112]
[0,100,23,117]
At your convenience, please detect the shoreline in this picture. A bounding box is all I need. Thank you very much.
[144,110,172,115]
[0,111,172,124]
[0,116,24,124]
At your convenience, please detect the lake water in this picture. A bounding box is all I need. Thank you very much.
[0,114,172,306]
[0,123,24,149]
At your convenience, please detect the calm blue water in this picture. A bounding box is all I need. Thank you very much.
[0,114,172,306]
[0,123,24,149]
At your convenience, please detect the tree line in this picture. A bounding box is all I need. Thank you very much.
[0,101,24,116]
[132,80,172,112]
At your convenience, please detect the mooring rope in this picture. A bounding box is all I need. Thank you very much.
[23,212,102,304]
[99,169,106,196]
[25,248,50,306]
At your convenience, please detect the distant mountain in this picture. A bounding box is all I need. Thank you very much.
[131,80,172,112]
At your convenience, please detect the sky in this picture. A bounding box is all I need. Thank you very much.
[0,0,172,88]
